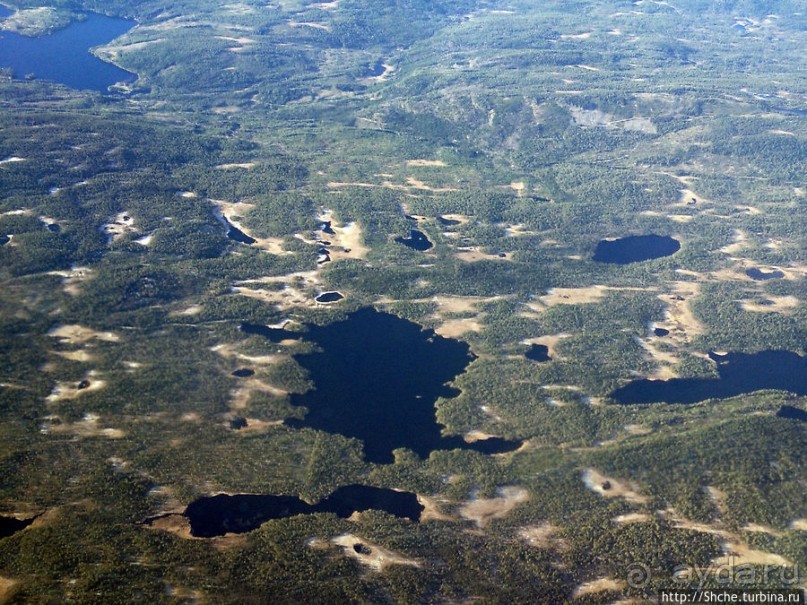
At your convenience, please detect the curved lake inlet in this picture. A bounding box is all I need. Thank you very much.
[395,229,433,251]
[0,514,36,539]
[0,13,136,93]
[776,405,807,423]
[183,484,424,537]
[593,234,680,264]
[286,308,521,463]
[525,344,551,362]
[222,218,255,244]
[611,350,807,404]
[746,268,785,281]
[315,291,343,303]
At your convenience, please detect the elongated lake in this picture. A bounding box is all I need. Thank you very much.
[0,12,135,92]
[594,234,680,264]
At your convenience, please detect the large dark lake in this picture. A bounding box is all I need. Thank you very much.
[593,234,680,264]
[611,350,807,404]
[0,12,136,92]
[184,485,423,537]
[274,308,520,463]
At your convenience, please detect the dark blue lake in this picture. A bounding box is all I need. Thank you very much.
[0,6,11,19]
[183,485,424,537]
[0,12,136,92]
[254,308,522,464]
[611,350,807,404]
[593,234,680,264]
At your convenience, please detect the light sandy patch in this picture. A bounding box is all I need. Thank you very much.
[459,486,529,528]
[795,188,805,197]
[536,285,609,307]
[659,281,704,340]
[667,214,695,223]
[717,543,792,567]
[49,325,119,345]
[510,181,525,196]
[456,247,512,262]
[319,210,370,260]
[638,337,680,379]
[53,349,94,362]
[431,295,488,314]
[406,159,446,167]
[332,534,420,571]
[464,430,497,443]
[768,129,795,136]
[211,344,285,367]
[576,64,600,71]
[232,418,284,434]
[582,469,649,505]
[675,188,711,207]
[43,413,124,439]
[433,318,483,338]
[519,523,567,550]
[214,35,254,44]
[614,513,652,524]
[174,304,203,316]
[48,265,93,296]
[561,32,593,39]
[234,271,321,310]
[400,177,458,193]
[211,199,290,255]
[368,63,395,82]
[790,519,807,531]
[228,378,287,412]
[0,576,19,603]
[215,162,256,170]
[311,0,339,8]
[417,495,453,522]
[179,191,197,198]
[740,295,800,314]
[46,374,107,404]
[504,223,539,237]
[134,234,153,246]
[327,181,377,189]
[102,211,137,241]
[735,205,762,215]
[720,229,748,254]
[0,157,25,165]
[288,20,332,31]
[742,523,785,538]
[574,578,625,598]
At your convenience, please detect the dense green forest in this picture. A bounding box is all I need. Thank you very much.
[0,0,804,602]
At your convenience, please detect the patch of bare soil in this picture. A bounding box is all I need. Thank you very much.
[417,495,454,522]
[49,324,119,345]
[582,469,649,505]
[574,577,625,598]
[658,281,704,343]
[331,534,420,571]
[233,270,321,310]
[42,413,125,439]
[406,159,446,167]
[210,199,290,255]
[790,519,807,531]
[101,211,137,241]
[614,513,652,524]
[459,486,530,528]
[719,229,748,254]
[455,247,512,262]
[433,319,484,338]
[215,162,256,169]
[521,334,569,359]
[319,210,370,260]
[739,295,801,314]
[519,522,568,551]
[0,576,19,604]
[46,373,107,403]
[48,265,93,296]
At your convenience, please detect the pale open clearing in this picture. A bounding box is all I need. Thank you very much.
[790,519,807,531]
[0,157,25,165]
[331,534,420,571]
[417,495,453,522]
[102,211,137,241]
[535,285,609,306]
[0,576,19,604]
[561,31,593,39]
[49,324,120,345]
[43,413,125,439]
[510,181,525,196]
[519,523,567,551]
[740,295,800,314]
[456,247,512,262]
[742,523,785,538]
[323,214,370,260]
[215,162,256,169]
[459,486,529,528]
[574,577,625,598]
[406,159,446,167]
[433,318,484,338]
[234,270,321,310]
[675,188,711,207]
[211,199,290,255]
[48,265,93,296]
[719,229,748,254]
[521,334,569,359]
[638,337,680,380]
[614,513,652,524]
[47,374,107,403]
[289,21,333,32]
[214,35,254,44]
[582,469,649,505]
[659,281,704,341]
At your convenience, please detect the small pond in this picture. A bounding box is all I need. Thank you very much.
[0,515,35,539]
[746,268,784,281]
[593,234,680,264]
[395,229,433,251]
[525,344,551,363]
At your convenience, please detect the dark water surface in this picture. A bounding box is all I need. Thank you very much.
[0,515,35,539]
[315,291,343,303]
[612,350,807,404]
[184,484,423,537]
[593,234,680,264]
[286,308,521,463]
[0,13,136,92]
[746,268,785,281]
[776,405,807,422]
[525,344,551,362]
[395,229,433,251]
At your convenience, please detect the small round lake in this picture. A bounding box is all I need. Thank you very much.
[315,291,343,303]
[525,344,551,363]
[611,350,807,404]
[395,229,433,251]
[593,234,680,264]
[183,484,424,537]
[0,13,136,93]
